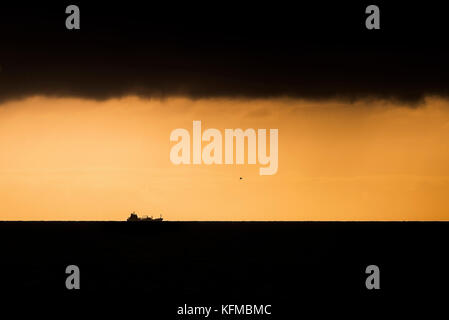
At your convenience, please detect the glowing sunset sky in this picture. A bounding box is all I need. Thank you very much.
[1,96,449,220]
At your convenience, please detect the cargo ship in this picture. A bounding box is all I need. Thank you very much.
[127,212,163,222]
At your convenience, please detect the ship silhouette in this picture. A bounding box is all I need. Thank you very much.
[127,211,163,222]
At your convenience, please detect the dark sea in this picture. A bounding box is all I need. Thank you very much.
[0,221,447,317]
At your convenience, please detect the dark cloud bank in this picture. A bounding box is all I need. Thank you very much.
[1,2,448,105]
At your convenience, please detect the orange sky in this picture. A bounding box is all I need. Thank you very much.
[1,96,449,220]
